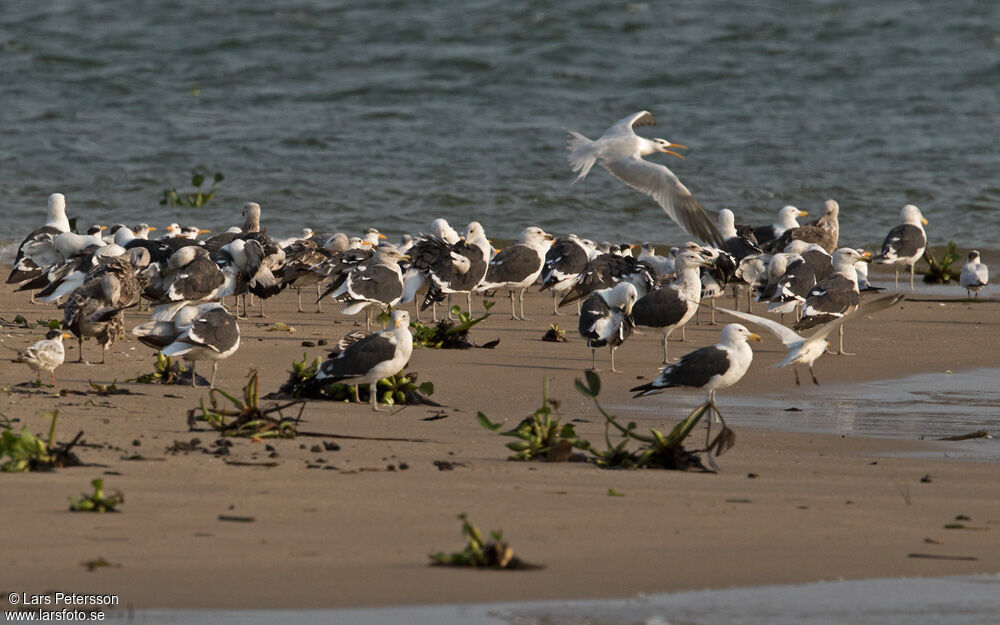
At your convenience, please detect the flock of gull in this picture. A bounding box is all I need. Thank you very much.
[5,111,991,412]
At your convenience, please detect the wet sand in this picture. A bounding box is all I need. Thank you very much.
[1,274,999,610]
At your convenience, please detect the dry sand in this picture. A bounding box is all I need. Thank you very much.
[1,275,999,610]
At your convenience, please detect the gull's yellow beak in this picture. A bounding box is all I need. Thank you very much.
[198,229,211,234]
[99,225,107,232]
[921,217,929,225]
[148,226,157,232]
[543,232,554,241]
[399,254,411,262]
[666,142,687,159]
[61,333,72,340]
[748,333,763,343]
[361,240,375,247]
[798,211,809,217]
[378,233,387,240]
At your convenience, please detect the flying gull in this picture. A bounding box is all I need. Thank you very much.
[566,111,724,246]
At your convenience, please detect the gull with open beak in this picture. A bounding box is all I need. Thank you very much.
[566,110,723,246]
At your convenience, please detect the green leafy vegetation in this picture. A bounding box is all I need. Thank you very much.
[0,410,83,472]
[69,479,123,513]
[128,353,205,385]
[406,301,497,349]
[160,171,224,207]
[429,513,540,570]
[922,241,960,284]
[477,372,734,472]
[477,379,587,462]
[187,369,306,438]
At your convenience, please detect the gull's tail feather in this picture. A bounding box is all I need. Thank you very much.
[566,130,596,183]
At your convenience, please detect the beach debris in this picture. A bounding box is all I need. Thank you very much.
[607,488,625,497]
[271,355,440,406]
[433,460,467,471]
[405,302,498,349]
[128,353,209,386]
[218,514,255,523]
[937,430,991,441]
[69,478,123,513]
[84,380,133,396]
[429,513,541,570]
[477,379,588,462]
[267,321,297,334]
[160,171,224,207]
[81,557,120,572]
[921,241,960,283]
[541,324,568,342]
[920,475,933,483]
[187,369,306,439]
[908,553,978,561]
[0,410,83,472]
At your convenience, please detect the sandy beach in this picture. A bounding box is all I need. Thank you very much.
[1,273,999,611]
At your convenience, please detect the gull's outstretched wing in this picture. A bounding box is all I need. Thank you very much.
[717,307,803,347]
[603,156,723,246]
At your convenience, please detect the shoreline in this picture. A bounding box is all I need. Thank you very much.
[1,268,999,610]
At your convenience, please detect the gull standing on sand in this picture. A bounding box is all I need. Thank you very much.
[959,251,988,299]
[479,227,554,320]
[578,282,638,372]
[133,303,240,388]
[630,324,762,410]
[329,245,410,330]
[753,205,808,247]
[566,111,723,246]
[540,234,595,315]
[6,193,72,289]
[793,248,871,355]
[632,250,713,363]
[874,204,928,291]
[316,310,413,412]
[719,293,905,386]
[769,199,840,254]
[12,329,71,385]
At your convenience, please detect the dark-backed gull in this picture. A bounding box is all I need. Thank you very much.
[874,204,928,291]
[316,310,414,412]
[479,227,553,320]
[630,324,761,407]
[578,282,638,372]
[632,250,712,363]
[133,303,240,388]
[793,248,871,354]
[753,205,808,247]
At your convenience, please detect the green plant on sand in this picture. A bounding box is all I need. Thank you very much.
[160,171,224,207]
[922,241,960,284]
[69,479,123,513]
[477,379,588,462]
[0,410,83,472]
[429,513,540,570]
[404,301,498,349]
[187,369,306,438]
